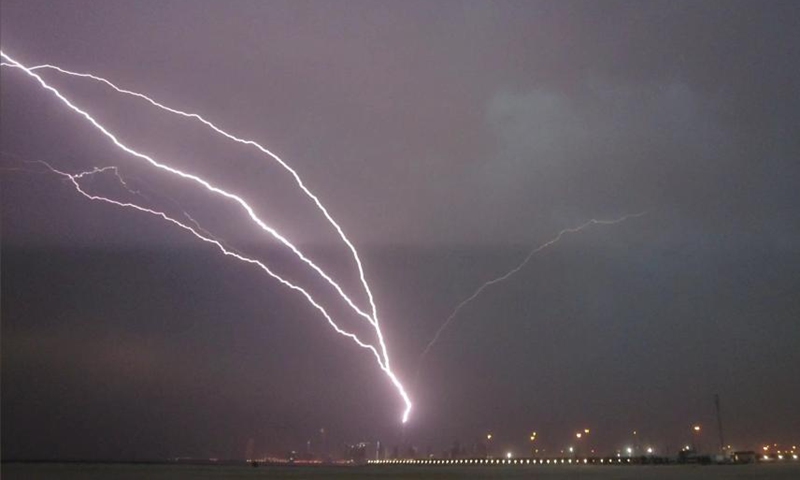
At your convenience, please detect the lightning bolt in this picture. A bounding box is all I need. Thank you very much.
[77,162,240,254]
[1,60,405,396]
[1,50,412,422]
[0,57,378,336]
[3,153,240,255]
[0,60,392,374]
[416,213,646,374]
[42,161,386,352]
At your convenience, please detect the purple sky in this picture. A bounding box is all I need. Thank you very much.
[2,0,799,460]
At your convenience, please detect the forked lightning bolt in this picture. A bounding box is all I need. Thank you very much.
[0,61,392,371]
[0,59,383,327]
[1,50,412,422]
[44,161,385,354]
[417,213,646,372]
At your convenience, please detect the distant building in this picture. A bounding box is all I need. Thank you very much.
[733,451,757,464]
[244,438,255,460]
[376,440,385,460]
[345,442,368,464]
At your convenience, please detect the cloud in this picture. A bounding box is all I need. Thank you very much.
[441,80,736,245]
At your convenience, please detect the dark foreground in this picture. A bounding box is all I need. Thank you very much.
[3,463,800,480]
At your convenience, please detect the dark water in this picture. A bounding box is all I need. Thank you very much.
[3,463,800,479]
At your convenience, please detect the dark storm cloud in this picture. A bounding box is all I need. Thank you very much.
[2,0,798,246]
[2,0,799,460]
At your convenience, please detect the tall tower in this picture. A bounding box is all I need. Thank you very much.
[714,394,725,452]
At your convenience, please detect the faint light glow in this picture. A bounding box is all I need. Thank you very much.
[646,447,653,454]
[417,212,646,370]
[506,452,512,459]
[568,447,574,453]
[576,433,582,439]
[584,429,590,434]
[693,425,701,432]
[626,447,633,455]
[487,434,493,440]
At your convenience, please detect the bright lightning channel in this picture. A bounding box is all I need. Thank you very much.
[45,162,385,355]
[0,59,383,341]
[103,164,240,253]
[417,213,646,370]
[0,60,393,376]
[1,50,412,423]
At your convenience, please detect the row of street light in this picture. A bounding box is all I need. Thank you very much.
[482,424,706,458]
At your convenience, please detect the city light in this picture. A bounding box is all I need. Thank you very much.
[693,425,701,432]
[576,433,582,439]
[506,452,512,459]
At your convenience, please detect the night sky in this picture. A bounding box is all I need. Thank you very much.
[2,0,799,461]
